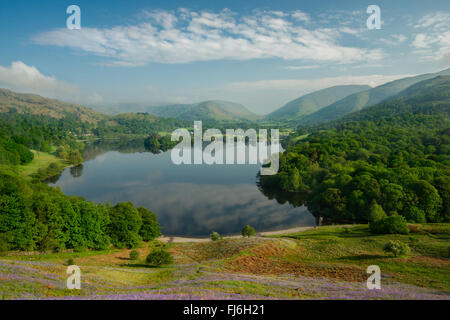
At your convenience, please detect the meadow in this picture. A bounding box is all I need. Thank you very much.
[1,224,448,300]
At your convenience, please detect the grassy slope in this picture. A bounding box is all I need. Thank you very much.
[1,224,448,299]
[18,149,69,178]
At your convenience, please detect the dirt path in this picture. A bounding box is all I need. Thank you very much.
[158,226,316,243]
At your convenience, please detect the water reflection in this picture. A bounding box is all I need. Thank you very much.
[48,139,315,236]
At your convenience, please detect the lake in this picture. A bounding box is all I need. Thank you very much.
[48,139,315,237]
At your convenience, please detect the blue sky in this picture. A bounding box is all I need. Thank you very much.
[0,0,449,114]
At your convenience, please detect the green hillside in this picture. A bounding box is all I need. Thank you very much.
[266,85,370,121]
[299,68,450,125]
[0,88,104,123]
[262,76,450,224]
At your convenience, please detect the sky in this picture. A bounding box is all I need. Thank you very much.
[0,0,449,115]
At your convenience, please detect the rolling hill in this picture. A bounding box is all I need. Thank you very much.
[265,85,370,121]
[0,88,104,123]
[298,68,450,125]
[144,100,261,121]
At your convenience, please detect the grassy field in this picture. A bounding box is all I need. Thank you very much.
[18,149,69,178]
[0,224,448,300]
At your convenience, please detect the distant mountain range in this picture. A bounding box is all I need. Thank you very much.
[265,85,370,121]
[144,100,262,122]
[1,68,449,126]
[296,68,450,125]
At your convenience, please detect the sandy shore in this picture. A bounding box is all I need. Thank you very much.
[158,226,316,243]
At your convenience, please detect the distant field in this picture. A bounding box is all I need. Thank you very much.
[18,149,68,178]
[0,224,448,300]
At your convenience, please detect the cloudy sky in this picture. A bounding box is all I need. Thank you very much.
[0,0,449,114]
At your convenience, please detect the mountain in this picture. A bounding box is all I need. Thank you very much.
[265,85,370,121]
[299,68,450,125]
[0,88,104,123]
[145,100,261,121]
[392,75,450,103]
[324,75,450,126]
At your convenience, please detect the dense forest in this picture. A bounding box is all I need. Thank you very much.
[261,76,450,225]
[0,110,172,252]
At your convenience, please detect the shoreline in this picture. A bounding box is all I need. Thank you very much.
[158,225,317,243]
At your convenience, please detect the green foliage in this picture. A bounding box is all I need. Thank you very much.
[67,258,75,266]
[241,225,256,238]
[129,250,140,260]
[262,78,450,224]
[369,201,387,222]
[0,169,160,252]
[383,240,411,257]
[107,202,142,249]
[370,215,409,235]
[138,207,161,241]
[404,206,426,223]
[146,248,173,266]
[210,232,221,241]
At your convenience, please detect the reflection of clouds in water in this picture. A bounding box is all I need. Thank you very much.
[51,145,312,236]
[91,181,314,236]
[93,153,108,164]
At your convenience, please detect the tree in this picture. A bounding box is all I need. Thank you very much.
[138,207,161,241]
[241,225,256,238]
[368,201,387,222]
[403,206,426,223]
[291,168,300,191]
[107,202,142,248]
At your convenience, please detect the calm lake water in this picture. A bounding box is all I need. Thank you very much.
[48,140,315,236]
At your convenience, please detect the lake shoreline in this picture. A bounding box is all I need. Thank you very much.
[158,225,321,243]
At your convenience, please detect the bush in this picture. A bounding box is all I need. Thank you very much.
[129,250,140,260]
[369,215,409,234]
[210,232,221,241]
[383,240,410,257]
[146,248,173,266]
[241,225,256,238]
[67,258,75,266]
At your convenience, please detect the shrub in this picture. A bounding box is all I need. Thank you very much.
[146,248,173,266]
[129,250,140,260]
[67,258,75,266]
[241,225,256,238]
[210,232,221,241]
[383,240,410,257]
[369,215,409,234]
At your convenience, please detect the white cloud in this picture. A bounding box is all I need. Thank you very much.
[412,12,450,62]
[412,33,432,48]
[0,61,102,103]
[291,10,311,23]
[33,9,382,67]
[415,12,450,30]
[380,34,407,46]
[284,65,320,70]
